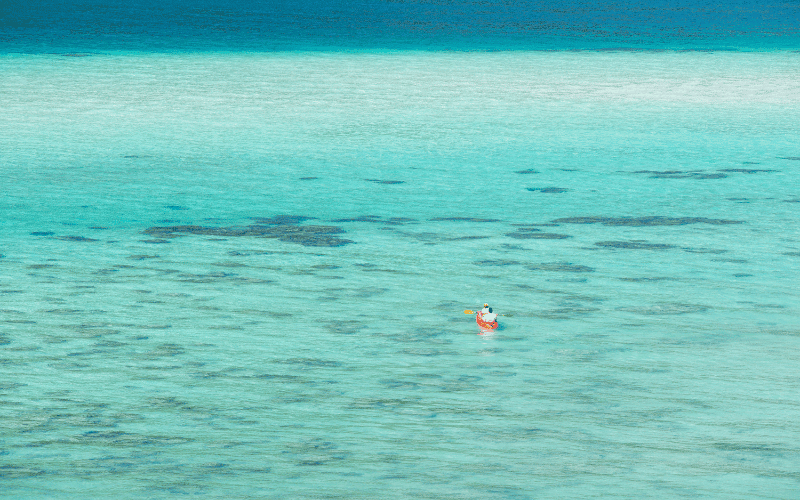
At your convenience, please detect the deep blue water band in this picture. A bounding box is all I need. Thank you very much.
[2,0,799,52]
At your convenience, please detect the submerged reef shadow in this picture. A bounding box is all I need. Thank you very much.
[527,187,569,193]
[505,230,571,240]
[395,231,490,245]
[144,216,353,247]
[429,217,501,223]
[632,170,727,179]
[595,241,675,250]
[475,259,522,266]
[552,216,743,226]
[528,262,594,273]
[54,236,99,242]
[718,168,777,174]
[331,215,418,226]
[324,320,365,335]
[364,179,404,185]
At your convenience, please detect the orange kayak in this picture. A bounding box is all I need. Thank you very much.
[476,312,498,330]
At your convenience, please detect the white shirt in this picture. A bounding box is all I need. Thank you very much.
[481,306,490,314]
[482,312,497,322]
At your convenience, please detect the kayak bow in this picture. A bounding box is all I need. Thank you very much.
[476,312,498,330]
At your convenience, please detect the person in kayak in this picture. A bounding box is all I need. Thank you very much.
[482,307,497,323]
[481,303,490,315]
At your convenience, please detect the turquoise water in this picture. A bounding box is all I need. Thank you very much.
[2,50,800,498]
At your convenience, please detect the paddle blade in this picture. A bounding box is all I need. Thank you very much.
[464,310,475,314]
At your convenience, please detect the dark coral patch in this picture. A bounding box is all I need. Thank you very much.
[143,222,353,247]
[693,173,728,179]
[325,320,364,335]
[506,232,571,239]
[395,229,487,244]
[718,169,777,174]
[681,247,727,254]
[475,259,522,266]
[0,465,45,478]
[552,216,743,226]
[780,157,800,160]
[511,223,560,227]
[633,170,727,179]
[386,217,417,224]
[448,236,490,241]
[364,179,404,185]
[595,241,674,250]
[278,233,353,247]
[299,177,318,180]
[527,187,569,193]
[276,358,343,368]
[528,263,594,272]
[618,277,677,282]
[127,255,159,260]
[31,232,55,236]
[515,169,539,174]
[332,215,417,226]
[145,224,343,237]
[73,430,193,446]
[56,236,99,242]
[332,216,383,223]
[144,225,236,237]
[429,217,500,222]
[633,170,684,176]
[266,225,346,236]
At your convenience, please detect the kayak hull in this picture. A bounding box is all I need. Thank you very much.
[476,312,498,330]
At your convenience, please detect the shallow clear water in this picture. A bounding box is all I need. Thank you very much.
[2,50,800,498]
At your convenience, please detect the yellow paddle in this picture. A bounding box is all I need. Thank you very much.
[465,309,504,316]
